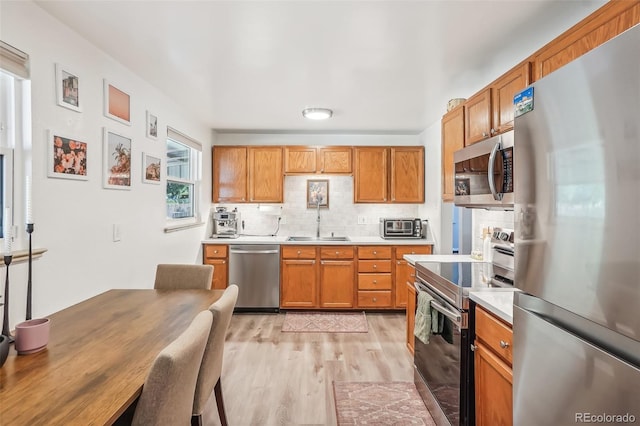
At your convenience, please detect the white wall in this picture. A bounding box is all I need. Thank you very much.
[0,1,213,327]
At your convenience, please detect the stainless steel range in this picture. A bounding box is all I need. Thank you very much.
[413,232,514,425]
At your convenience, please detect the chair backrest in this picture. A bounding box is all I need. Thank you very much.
[192,284,239,416]
[154,264,214,290]
[132,310,213,426]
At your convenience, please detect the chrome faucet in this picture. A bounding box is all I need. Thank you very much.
[316,201,321,238]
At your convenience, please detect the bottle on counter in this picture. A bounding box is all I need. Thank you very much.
[482,227,493,262]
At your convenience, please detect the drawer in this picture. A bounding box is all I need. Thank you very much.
[320,246,354,259]
[203,245,228,259]
[281,246,316,259]
[358,274,392,290]
[358,260,392,273]
[358,291,392,308]
[475,306,513,366]
[395,245,432,259]
[358,246,392,259]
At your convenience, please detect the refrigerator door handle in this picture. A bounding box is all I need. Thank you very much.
[488,138,502,201]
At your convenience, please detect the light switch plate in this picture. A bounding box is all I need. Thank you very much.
[357,215,366,225]
[113,224,121,242]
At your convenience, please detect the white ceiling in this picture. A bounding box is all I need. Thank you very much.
[34,0,605,133]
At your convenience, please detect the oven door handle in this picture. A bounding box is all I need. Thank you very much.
[430,300,462,323]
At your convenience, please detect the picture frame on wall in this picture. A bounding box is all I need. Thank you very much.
[103,79,131,125]
[47,130,88,180]
[142,153,161,184]
[103,127,132,190]
[146,111,158,139]
[55,63,81,112]
[307,179,329,208]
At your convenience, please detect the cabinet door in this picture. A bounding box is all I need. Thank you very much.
[441,106,465,202]
[208,259,228,290]
[475,342,513,426]
[492,62,531,134]
[394,260,415,308]
[281,259,317,308]
[353,147,388,203]
[406,281,416,354]
[464,88,492,145]
[319,260,355,308]
[318,147,352,174]
[212,146,247,202]
[284,146,317,174]
[390,146,424,203]
[248,146,283,203]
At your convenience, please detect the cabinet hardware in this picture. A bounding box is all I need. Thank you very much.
[499,340,510,349]
[297,250,301,255]
[482,132,488,137]
[335,251,339,255]
[373,264,377,268]
[373,251,377,255]
[373,298,377,302]
[373,280,377,284]
[410,274,415,278]
[470,344,477,352]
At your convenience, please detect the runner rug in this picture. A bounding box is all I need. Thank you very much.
[333,381,436,425]
[281,312,368,333]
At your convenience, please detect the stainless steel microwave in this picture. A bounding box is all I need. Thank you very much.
[453,130,514,209]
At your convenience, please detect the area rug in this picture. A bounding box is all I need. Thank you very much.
[281,312,368,333]
[333,382,436,425]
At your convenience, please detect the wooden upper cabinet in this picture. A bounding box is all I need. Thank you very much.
[464,88,492,145]
[318,147,352,174]
[353,147,388,203]
[212,146,247,202]
[491,61,531,134]
[441,106,464,202]
[534,1,640,80]
[284,146,352,174]
[248,146,283,203]
[390,146,424,203]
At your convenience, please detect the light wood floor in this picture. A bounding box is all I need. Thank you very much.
[199,312,415,426]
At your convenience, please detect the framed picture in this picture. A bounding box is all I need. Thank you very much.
[47,130,88,180]
[142,153,161,184]
[307,179,329,208]
[55,63,81,112]
[146,111,158,139]
[103,128,132,190]
[103,79,131,125]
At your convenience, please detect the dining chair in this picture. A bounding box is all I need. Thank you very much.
[191,284,239,426]
[153,264,214,290]
[131,310,213,426]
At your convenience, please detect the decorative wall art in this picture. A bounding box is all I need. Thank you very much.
[103,128,132,190]
[47,131,88,180]
[55,63,81,112]
[142,153,161,184]
[307,179,329,208]
[103,79,131,125]
[146,111,158,139]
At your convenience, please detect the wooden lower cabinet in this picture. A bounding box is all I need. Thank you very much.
[393,245,432,308]
[320,260,355,308]
[281,259,317,308]
[474,305,513,426]
[202,244,228,290]
[406,281,416,354]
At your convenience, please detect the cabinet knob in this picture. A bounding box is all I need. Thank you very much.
[297,250,301,255]
[335,251,339,255]
[373,280,377,284]
[491,128,496,135]
[373,251,377,255]
[482,132,488,137]
[397,261,401,265]
[222,260,226,264]
[373,264,377,269]
[499,340,510,349]
[214,250,218,254]
[411,251,415,254]
[372,297,377,302]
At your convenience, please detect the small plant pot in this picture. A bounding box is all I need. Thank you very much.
[0,334,9,367]
[15,318,50,355]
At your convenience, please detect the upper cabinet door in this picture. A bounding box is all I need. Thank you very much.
[464,88,492,145]
[441,106,465,202]
[390,146,424,203]
[248,146,283,203]
[284,146,317,174]
[212,146,247,202]
[354,147,388,203]
[318,147,352,174]
[492,62,531,134]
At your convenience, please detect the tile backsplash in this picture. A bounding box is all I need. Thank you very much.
[471,209,515,252]
[211,175,421,238]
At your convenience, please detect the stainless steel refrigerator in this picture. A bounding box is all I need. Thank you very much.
[513,24,640,425]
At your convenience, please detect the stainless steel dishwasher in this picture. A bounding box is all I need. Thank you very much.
[228,244,280,312]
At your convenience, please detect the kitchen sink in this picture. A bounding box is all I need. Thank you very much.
[286,236,350,242]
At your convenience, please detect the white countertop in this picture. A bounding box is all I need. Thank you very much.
[202,235,436,246]
[469,288,520,325]
[403,254,482,266]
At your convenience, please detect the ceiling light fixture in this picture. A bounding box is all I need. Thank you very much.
[302,107,333,120]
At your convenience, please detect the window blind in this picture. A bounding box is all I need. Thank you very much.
[167,127,202,152]
[0,41,29,79]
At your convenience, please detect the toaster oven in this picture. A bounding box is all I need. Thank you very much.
[380,218,423,239]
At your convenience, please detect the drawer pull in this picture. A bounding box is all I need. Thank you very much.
[410,274,415,278]
[373,251,377,255]
[297,250,301,255]
[499,340,510,349]
[373,264,377,269]
[214,250,218,254]
[372,297,377,302]
[335,251,339,255]
[373,280,377,284]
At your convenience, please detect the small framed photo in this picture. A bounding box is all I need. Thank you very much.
[146,111,158,139]
[142,153,161,184]
[103,127,132,190]
[55,64,81,112]
[47,130,88,180]
[103,79,131,125]
[307,179,329,208]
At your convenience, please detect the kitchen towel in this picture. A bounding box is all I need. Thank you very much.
[414,290,439,344]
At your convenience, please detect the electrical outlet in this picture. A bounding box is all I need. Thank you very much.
[113,224,121,242]
[357,215,366,225]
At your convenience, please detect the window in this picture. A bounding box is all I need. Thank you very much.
[166,127,202,223]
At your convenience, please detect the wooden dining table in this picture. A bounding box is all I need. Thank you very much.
[0,289,223,425]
